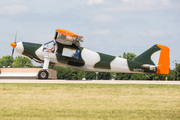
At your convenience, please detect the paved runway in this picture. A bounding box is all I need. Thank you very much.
[0,79,180,84]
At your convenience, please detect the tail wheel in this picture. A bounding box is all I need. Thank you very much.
[149,77,153,80]
[38,69,49,79]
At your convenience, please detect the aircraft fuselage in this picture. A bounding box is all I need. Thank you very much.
[16,41,157,74]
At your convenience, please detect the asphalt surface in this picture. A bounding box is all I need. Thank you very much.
[0,79,180,84]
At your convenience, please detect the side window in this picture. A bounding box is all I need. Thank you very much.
[72,50,80,59]
[62,47,80,59]
[43,41,56,53]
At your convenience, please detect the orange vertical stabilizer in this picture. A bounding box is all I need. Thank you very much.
[156,44,170,74]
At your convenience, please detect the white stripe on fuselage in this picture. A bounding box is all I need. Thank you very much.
[110,57,130,73]
[81,48,101,69]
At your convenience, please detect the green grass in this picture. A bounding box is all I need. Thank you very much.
[0,83,180,120]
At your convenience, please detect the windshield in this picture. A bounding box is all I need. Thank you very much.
[43,40,56,53]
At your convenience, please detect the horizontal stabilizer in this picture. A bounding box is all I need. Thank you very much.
[141,64,159,70]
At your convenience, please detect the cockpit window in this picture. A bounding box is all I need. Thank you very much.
[62,47,80,59]
[43,40,56,53]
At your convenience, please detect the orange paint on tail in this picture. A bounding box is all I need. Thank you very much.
[156,44,170,74]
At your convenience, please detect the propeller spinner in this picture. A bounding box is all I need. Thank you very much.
[10,30,18,60]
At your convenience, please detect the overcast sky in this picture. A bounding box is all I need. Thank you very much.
[0,0,180,69]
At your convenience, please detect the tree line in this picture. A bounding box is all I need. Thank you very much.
[0,55,33,68]
[0,53,177,80]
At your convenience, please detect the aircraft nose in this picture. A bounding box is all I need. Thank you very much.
[10,42,17,48]
[16,42,24,55]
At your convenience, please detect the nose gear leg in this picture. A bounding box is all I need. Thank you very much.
[43,56,50,70]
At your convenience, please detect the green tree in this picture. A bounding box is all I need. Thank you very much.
[119,52,136,60]
[53,66,69,79]
[130,73,148,80]
[12,56,33,67]
[110,72,116,80]
[148,69,174,80]
[85,71,96,80]
[0,55,13,67]
[53,66,84,80]
[98,72,111,80]
[173,64,180,81]
[115,73,133,80]
[168,69,174,80]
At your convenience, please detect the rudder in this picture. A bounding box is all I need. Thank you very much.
[156,44,170,74]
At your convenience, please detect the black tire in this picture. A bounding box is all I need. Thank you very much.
[38,69,49,79]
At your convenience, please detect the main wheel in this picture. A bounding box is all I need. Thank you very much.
[38,69,49,79]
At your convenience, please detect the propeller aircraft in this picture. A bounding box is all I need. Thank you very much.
[10,29,170,79]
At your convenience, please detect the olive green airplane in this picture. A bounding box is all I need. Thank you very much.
[10,29,170,79]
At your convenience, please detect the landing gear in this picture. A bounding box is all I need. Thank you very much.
[148,77,152,80]
[38,69,49,79]
[38,56,50,79]
[145,74,153,80]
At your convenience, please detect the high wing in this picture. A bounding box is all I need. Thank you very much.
[54,29,84,47]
